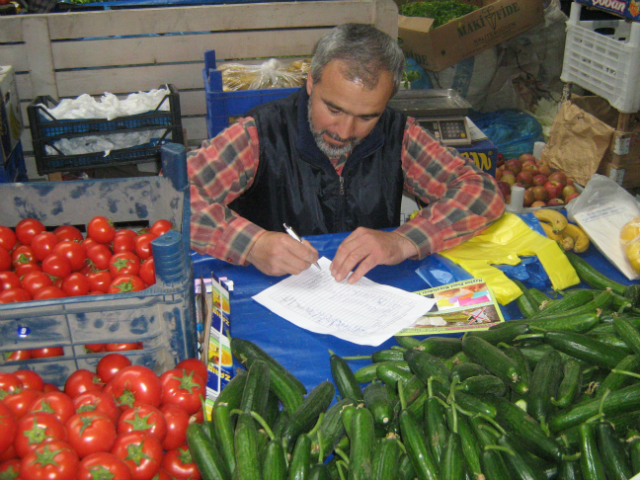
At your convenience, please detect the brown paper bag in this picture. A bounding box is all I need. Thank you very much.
[540,95,616,186]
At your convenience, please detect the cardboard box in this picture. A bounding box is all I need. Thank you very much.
[0,66,23,164]
[608,116,640,168]
[397,0,544,72]
[597,161,640,189]
[576,0,640,22]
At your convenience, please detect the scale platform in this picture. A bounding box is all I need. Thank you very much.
[388,89,473,147]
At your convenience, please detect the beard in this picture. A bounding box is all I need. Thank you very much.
[307,97,361,158]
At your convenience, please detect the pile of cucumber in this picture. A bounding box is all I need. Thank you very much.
[186,250,640,480]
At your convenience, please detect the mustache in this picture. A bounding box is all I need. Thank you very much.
[321,130,358,144]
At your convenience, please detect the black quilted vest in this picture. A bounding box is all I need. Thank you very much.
[228,87,406,236]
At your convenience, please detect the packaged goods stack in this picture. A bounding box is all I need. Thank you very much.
[0,66,27,183]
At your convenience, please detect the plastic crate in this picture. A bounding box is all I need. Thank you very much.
[204,50,299,138]
[561,2,640,113]
[0,143,197,386]
[0,141,28,183]
[27,84,184,176]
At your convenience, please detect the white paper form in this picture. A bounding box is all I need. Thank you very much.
[252,257,436,346]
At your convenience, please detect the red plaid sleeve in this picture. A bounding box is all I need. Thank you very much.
[395,117,505,258]
[188,118,266,265]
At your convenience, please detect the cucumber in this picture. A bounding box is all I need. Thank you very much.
[453,391,497,418]
[354,361,410,383]
[394,335,421,349]
[330,350,364,401]
[403,348,452,386]
[214,368,248,409]
[544,331,628,369]
[262,439,287,480]
[525,312,600,333]
[371,433,401,480]
[481,448,511,479]
[534,289,596,318]
[440,431,465,480]
[450,362,490,383]
[613,317,640,355]
[399,409,439,480]
[456,414,482,480]
[376,363,413,389]
[529,287,552,309]
[579,421,606,480]
[596,354,640,397]
[457,374,507,397]
[565,251,627,296]
[363,382,394,426]
[498,434,547,480]
[425,395,448,461]
[308,464,330,480]
[234,413,261,480]
[551,357,582,408]
[513,278,541,318]
[310,397,356,462]
[348,407,375,480]
[372,349,405,362]
[211,402,236,474]
[231,338,306,413]
[289,433,312,480]
[528,349,563,423]
[417,336,462,358]
[281,380,335,452]
[464,322,530,345]
[186,423,231,480]
[550,289,613,318]
[240,358,271,418]
[595,420,633,480]
[398,453,417,480]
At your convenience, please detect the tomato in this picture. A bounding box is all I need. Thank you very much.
[11,246,35,269]
[0,248,10,272]
[41,254,72,280]
[13,371,43,392]
[0,374,23,396]
[30,347,64,359]
[21,271,53,297]
[0,400,18,455]
[103,366,162,411]
[6,350,32,361]
[159,405,189,451]
[0,227,17,252]
[85,343,106,353]
[0,271,21,292]
[53,241,87,272]
[20,439,78,480]
[108,275,146,294]
[117,405,166,444]
[61,273,90,297]
[73,391,120,425]
[29,392,76,425]
[134,234,156,261]
[30,232,59,262]
[87,217,116,245]
[109,252,140,278]
[0,288,31,304]
[64,370,103,399]
[3,390,42,420]
[105,343,142,352]
[96,354,131,385]
[66,411,117,458]
[32,286,66,300]
[139,258,155,287]
[0,446,17,463]
[111,431,163,480]
[15,219,45,247]
[14,263,41,277]
[0,458,20,480]
[86,244,112,272]
[78,452,132,480]
[53,225,83,244]
[159,370,205,416]
[149,220,172,238]
[162,445,200,480]
[42,383,60,394]
[175,359,208,386]
[115,229,137,239]
[81,237,99,250]
[112,234,136,254]
[14,411,67,458]
[153,469,173,480]
[86,270,112,294]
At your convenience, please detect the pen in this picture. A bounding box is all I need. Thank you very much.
[283,223,321,270]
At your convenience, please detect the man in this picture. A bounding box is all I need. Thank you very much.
[189,24,504,284]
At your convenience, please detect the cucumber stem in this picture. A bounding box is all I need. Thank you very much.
[307,412,324,438]
[341,355,370,360]
[249,411,276,441]
[484,444,515,456]
[611,369,640,380]
[398,377,407,410]
[334,447,350,464]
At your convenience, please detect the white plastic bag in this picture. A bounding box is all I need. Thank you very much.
[566,174,640,280]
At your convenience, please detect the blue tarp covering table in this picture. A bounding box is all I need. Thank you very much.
[191,228,639,394]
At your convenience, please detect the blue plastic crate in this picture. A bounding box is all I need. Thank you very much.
[204,50,299,138]
[27,85,184,176]
[0,141,28,183]
[0,143,196,386]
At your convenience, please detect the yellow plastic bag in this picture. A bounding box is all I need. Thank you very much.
[439,213,580,305]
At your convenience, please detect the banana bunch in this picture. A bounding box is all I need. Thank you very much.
[533,208,590,253]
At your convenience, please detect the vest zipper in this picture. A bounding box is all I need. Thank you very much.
[339,177,345,195]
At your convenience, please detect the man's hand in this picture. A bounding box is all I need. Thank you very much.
[330,228,419,284]
[246,231,320,276]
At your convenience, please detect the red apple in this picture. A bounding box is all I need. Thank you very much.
[562,185,577,200]
[519,153,536,164]
[505,158,523,176]
[547,198,565,206]
[538,163,552,176]
[566,178,575,187]
[501,174,516,186]
[531,200,547,208]
[495,167,503,181]
[532,174,548,187]
[565,192,580,203]
[544,181,564,199]
[531,186,549,203]
[523,188,535,207]
[497,181,511,199]
[522,163,540,176]
[548,171,568,186]
[515,171,533,187]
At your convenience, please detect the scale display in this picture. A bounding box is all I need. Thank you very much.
[417,117,472,147]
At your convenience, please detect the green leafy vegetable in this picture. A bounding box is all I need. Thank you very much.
[399,1,480,29]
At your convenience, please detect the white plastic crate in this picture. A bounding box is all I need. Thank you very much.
[561,2,640,114]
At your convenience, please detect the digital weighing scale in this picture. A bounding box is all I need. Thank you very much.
[388,89,473,147]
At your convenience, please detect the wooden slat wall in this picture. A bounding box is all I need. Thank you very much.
[0,0,398,180]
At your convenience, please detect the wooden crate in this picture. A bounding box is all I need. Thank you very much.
[0,0,398,179]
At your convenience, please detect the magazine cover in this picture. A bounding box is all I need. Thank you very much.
[198,274,234,419]
[396,278,505,336]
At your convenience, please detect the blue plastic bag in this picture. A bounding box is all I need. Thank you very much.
[469,109,543,159]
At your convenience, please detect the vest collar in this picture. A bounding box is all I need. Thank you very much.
[296,86,387,168]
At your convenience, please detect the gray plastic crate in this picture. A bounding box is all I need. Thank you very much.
[0,143,196,386]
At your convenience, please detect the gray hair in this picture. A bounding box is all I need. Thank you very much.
[310,24,405,96]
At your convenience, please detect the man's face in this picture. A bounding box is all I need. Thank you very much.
[307,60,394,158]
